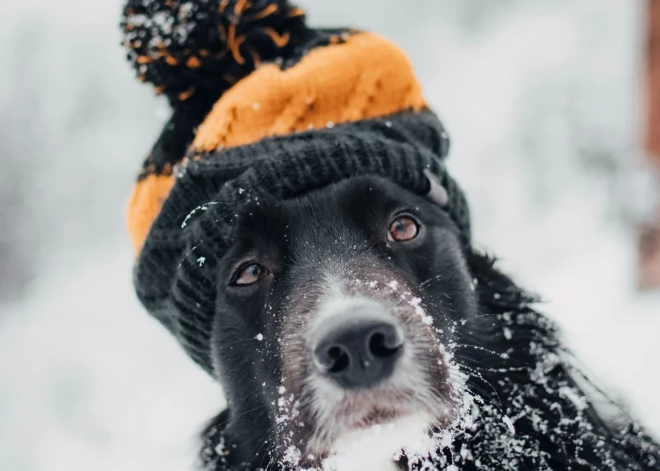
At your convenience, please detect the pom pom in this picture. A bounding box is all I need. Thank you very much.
[121,0,308,104]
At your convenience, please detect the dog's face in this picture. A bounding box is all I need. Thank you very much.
[211,176,478,468]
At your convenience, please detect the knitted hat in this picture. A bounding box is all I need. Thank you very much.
[122,0,471,374]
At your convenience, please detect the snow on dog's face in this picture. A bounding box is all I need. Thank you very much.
[211,176,478,469]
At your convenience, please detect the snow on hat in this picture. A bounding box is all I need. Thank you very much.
[122,0,470,374]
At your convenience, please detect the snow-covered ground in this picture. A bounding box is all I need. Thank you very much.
[1,0,659,470]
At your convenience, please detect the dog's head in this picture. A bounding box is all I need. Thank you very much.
[210,176,477,468]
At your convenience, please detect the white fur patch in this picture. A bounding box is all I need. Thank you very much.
[313,277,382,326]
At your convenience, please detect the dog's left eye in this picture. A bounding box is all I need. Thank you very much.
[388,215,420,242]
[233,263,268,286]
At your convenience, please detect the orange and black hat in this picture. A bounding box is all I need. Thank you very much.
[122,0,470,374]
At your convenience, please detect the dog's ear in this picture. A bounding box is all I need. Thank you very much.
[424,169,449,207]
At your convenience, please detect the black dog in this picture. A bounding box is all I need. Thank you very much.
[197,176,660,471]
[118,1,660,468]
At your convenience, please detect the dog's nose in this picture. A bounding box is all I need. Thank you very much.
[311,307,404,389]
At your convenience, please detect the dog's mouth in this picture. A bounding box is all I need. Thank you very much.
[301,378,456,457]
[354,405,410,428]
[274,374,461,470]
[287,393,454,471]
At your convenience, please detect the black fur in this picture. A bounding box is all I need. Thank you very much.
[195,176,660,471]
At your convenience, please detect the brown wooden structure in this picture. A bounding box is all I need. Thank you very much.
[639,0,660,290]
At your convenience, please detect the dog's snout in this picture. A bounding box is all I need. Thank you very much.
[311,306,404,389]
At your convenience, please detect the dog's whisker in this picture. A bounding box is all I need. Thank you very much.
[249,426,276,469]
[237,404,270,418]
[453,343,529,364]
[420,273,447,288]
[452,353,510,371]
[448,361,504,410]
[463,380,498,405]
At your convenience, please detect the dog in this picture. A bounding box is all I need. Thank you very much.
[196,176,660,471]
[118,1,660,469]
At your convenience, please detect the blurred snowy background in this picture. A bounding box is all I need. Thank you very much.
[1,0,659,470]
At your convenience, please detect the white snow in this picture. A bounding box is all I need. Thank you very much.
[0,246,223,471]
[324,414,433,471]
[502,416,516,436]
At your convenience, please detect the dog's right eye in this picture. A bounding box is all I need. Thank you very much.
[233,263,268,286]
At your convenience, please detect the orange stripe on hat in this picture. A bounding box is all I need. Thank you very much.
[128,174,176,254]
[192,32,427,152]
